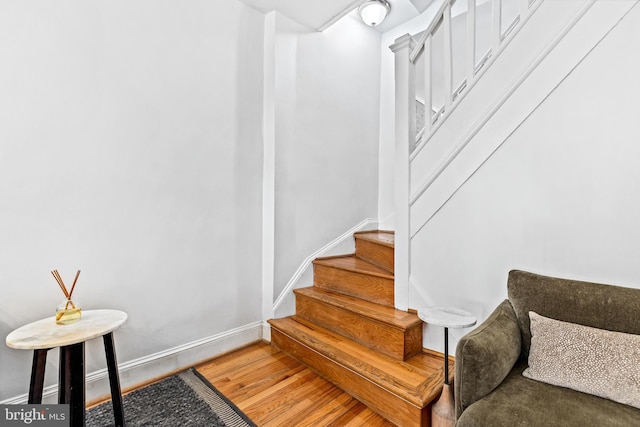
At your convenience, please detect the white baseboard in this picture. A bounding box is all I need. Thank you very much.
[0,321,263,405]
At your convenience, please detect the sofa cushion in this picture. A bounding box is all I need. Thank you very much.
[507,270,640,358]
[523,311,640,409]
[456,360,640,427]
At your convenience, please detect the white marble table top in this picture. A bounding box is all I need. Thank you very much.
[6,309,127,350]
[418,306,477,329]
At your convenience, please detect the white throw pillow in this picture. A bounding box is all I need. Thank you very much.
[523,311,640,409]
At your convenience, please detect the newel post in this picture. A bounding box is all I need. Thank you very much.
[390,34,416,311]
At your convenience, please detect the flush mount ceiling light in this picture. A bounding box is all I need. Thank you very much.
[358,0,391,27]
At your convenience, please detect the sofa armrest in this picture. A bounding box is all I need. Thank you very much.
[455,300,521,419]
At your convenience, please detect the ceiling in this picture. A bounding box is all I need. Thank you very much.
[237,0,438,32]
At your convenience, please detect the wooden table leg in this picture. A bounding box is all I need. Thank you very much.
[59,342,85,427]
[432,327,455,427]
[103,332,125,427]
[432,382,456,427]
[28,349,49,404]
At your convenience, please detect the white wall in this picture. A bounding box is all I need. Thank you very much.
[409,1,640,351]
[272,14,382,300]
[0,0,264,401]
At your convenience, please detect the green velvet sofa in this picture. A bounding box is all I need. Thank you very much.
[455,270,640,426]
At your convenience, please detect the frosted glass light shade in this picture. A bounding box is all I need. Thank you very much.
[359,0,391,27]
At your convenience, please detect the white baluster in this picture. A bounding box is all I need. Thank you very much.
[424,34,433,134]
[443,2,453,111]
[492,0,502,49]
[466,0,476,85]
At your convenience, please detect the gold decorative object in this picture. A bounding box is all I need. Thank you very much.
[52,269,82,325]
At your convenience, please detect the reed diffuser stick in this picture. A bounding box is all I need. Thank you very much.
[68,270,80,300]
[66,270,80,309]
[52,269,78,309]
[51,270,69,298]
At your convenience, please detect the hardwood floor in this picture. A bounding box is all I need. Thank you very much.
[195,341,396,426]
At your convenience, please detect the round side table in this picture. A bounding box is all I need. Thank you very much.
[418,306,476,427]
[6,309,128,427]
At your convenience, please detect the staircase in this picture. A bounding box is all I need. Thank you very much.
[268,231,450,426]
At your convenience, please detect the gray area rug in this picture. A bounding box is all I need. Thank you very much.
[87,368,256,427]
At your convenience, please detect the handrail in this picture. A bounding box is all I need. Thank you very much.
[410,0,454,63]
[407,0,538,155]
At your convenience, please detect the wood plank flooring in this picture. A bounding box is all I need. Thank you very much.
[195,341,397,426]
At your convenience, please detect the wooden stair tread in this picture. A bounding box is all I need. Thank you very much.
[313,255,394,279]
[268,316,443,407]
[354,230,395,248]
[294,287,421,331]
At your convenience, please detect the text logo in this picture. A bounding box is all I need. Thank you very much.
[0,405,69,426]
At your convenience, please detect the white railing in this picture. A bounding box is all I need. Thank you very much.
[409,0,535,151]
[390,0,539,310]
